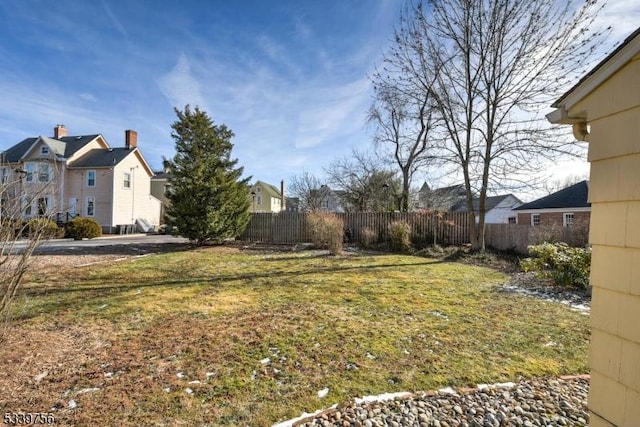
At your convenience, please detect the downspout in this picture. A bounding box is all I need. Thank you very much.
[110,167,115,234]
[59,158,65,220]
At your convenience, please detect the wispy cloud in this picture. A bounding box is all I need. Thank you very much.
[101,0,128,37]
[596,0,640,42]
[295,78,371,149]
[156,54,208,111]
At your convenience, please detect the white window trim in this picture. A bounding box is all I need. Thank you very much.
[24,162,35,183]
[37,163,51,183]
[87,170,96,187]
[0,167,8,184]
[22,195,33,217]
[37,196,51,216]
[123,172,131,189]
[531,214,540,226]
[86,196,95,217]
[563,212,575,227]
[41,146,50,155]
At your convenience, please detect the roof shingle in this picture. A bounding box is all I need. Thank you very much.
[515,181,590,210]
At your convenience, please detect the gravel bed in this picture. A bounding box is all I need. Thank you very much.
[499,272,591,312]
[295,376,589,427]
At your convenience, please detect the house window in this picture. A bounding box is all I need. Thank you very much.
[123,172,131,188]
[86,197,95,217]
[37,197,49,216]
[87,170,96,187]
[255,187,261,193]
[24,163,35,182]
[531,214,540,226]
[0,167,8,184]
[22,196,32,216]
[41,146,49,155]
[508,217,516,224]
[38,163,51,182]
[563,212,575,227]
[256,195,262,205]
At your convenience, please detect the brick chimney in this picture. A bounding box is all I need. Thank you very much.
[125,129,138,149]
[54,124,67,139]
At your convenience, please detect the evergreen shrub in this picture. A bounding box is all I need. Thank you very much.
[25,218,63,238]
[65,217,102,240]
[520,242,591,290]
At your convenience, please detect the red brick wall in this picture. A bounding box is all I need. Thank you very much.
[517,211,590,227]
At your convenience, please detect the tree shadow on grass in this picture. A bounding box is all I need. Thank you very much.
[15,258,446,320]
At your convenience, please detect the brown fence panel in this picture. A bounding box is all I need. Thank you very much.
[484,223,590,254]
[484,224,531,254]
[241,211,470,245]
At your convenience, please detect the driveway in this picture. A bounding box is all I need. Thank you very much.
[12,234,191,254]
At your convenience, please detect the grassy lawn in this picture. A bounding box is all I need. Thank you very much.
[1,246,589,426]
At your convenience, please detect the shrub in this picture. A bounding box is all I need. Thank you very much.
[359,226,377,249]
[520,242,591,290]
[306,212,343,255]
[25,218,64,239]
[388,220,412,253]
[65,217,102,240]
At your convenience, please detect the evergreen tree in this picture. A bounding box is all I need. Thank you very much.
[165,105,251,245]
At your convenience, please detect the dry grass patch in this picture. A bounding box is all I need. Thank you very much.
[1,246,589,426]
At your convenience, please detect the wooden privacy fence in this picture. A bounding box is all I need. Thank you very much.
[484,223,590,254]
[241,211,470,245]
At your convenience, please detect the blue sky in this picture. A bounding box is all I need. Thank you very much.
[0,0,638,196]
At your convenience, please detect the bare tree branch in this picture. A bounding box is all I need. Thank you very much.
[379,0,608,249]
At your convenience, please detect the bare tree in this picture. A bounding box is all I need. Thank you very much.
[383,0,607,250]
[543,173,589,195]
[1,162,59,340]
[324,150,398,212]
[369,70,440,212]
[287,172,327,212]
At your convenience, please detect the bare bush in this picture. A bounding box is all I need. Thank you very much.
[359,227,377,249]
[388,220,412,253]
[1,162,58,341]
[306,212,344,255]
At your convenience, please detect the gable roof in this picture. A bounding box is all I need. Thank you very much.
[253,180,281,198]
[2,130,155,176]
[58,135,102,157]
[451,194,522,213]
[2,134,101,162]
[67,148,134,168]
[515,180,590,211]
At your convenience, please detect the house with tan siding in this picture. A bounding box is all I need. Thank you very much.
[1,125,161,233]
[547,27,640,426]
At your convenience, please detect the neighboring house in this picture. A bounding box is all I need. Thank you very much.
[150,170,171,223]
[451,194,523,223]
[311,185,345,213]
[416,183,467,211]
[1,124,161,233]
[285,197,300,212]
[513,181,590,227]
[249,180,284,213]
[547,26,640,426]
